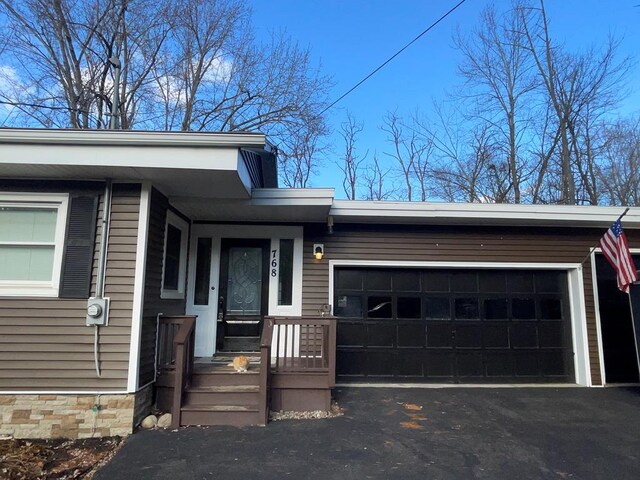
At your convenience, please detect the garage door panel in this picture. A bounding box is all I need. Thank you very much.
[514,351,539,376]
[483,325,510,348]
[486,352,514,377]
[426,323,454,348]
[457,352,484,377]
[397,321,426,347]
[367,324,395,347]
[426,352,455,377]
[455,324,483,348]
[510,323,539,348]
[336,350,366,376]
[398,352,424,376]
[539,322,565,348]
[335,267,574,384]
[367,351,396,376]
[337,323,367,347]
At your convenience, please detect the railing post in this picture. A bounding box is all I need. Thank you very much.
[171,342,185,429]
[328,317,337,387]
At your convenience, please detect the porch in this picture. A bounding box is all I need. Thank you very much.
[154,315,336,428]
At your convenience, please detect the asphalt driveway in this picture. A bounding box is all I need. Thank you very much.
[97,387,640,479]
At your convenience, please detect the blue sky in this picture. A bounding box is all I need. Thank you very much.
[250,1,640,195]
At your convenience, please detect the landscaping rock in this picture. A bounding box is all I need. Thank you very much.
[157,413,172,428]
[141,415,157,429]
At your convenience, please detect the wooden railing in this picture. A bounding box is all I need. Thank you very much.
[265,316,337,386]
[259,317,275,425]
[156,315,197,429]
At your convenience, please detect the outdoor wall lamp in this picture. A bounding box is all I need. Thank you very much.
[313,244,324,260]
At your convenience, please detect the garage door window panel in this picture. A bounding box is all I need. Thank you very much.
[367,296,392,319]
[336,269,363,290]
[425,296,450,320]
[454,297,480,320]
[334,295,363,318]
[539,297,563,320]
[512,297,536,319]
[397,296,421,319]
[483,297,509,320]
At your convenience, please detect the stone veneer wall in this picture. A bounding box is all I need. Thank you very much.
[0,391,151,439]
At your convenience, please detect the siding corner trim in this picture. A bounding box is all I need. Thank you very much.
[127,182,152,392]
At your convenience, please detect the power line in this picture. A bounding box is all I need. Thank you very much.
[319,0,468,117]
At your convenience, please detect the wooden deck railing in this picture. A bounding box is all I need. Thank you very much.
[156,315,197,429]
[259,317,275,425]
[266,316,337,386]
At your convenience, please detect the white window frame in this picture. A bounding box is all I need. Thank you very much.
[160,209,189,299]
[0,193,69,297]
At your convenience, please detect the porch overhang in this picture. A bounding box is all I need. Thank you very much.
[173,188,335,222]
[0,129,276,199]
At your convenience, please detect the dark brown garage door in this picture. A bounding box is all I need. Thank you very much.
[334,268,575,383]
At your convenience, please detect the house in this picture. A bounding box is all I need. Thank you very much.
[0,128,639,439]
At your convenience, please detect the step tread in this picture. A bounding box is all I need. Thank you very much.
[193,365,260,375]
[186,385,260,393]
[181,404,259,412]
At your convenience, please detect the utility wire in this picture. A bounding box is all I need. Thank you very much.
[318,0,468,117]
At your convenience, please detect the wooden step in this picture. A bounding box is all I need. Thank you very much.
[191,370,260,387]
[222,336,261,352]
[184,385,260,405]
[180,404,264,427]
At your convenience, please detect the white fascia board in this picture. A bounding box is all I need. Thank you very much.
[251,188,335,206]
[0,143,241,172]
[330,201,640,229]
[0,128,266,148]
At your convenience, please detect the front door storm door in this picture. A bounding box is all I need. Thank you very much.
[218,239,269,351]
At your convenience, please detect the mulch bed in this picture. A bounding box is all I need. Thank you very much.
[0,436,124,480]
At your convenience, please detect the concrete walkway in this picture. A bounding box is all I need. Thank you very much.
[97,387,640,479]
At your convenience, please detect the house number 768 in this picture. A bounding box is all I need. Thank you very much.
[271,249,278,277]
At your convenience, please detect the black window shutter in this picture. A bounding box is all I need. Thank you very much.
[59,194,99,298]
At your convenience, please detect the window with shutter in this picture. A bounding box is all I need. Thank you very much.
[0,193,69,297]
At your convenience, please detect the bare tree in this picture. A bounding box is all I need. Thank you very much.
[382,111,433,201]
[278,126,327,188]
[599,118,640,206]
[454,2,536,203]
[338,113,367,200]
[362,154,394,200]
[0,0,332,184]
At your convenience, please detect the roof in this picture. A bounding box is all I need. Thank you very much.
[0,128,277,198]
[329,200,640,229]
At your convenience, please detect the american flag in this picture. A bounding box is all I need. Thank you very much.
[599,219,638,293]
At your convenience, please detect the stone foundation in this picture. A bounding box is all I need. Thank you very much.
[0,392,147,439]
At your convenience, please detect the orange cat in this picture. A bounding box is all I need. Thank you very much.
[229,355,250,373]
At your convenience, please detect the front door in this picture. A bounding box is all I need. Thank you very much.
[218,239,269,351]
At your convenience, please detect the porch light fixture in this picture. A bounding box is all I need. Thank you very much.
[313,244,324,260]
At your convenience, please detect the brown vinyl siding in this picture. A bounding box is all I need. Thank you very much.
[0,183,140,392]
[138,188,188,387]
[303,224,640,386]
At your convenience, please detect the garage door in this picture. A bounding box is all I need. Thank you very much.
[334,268,575,383]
